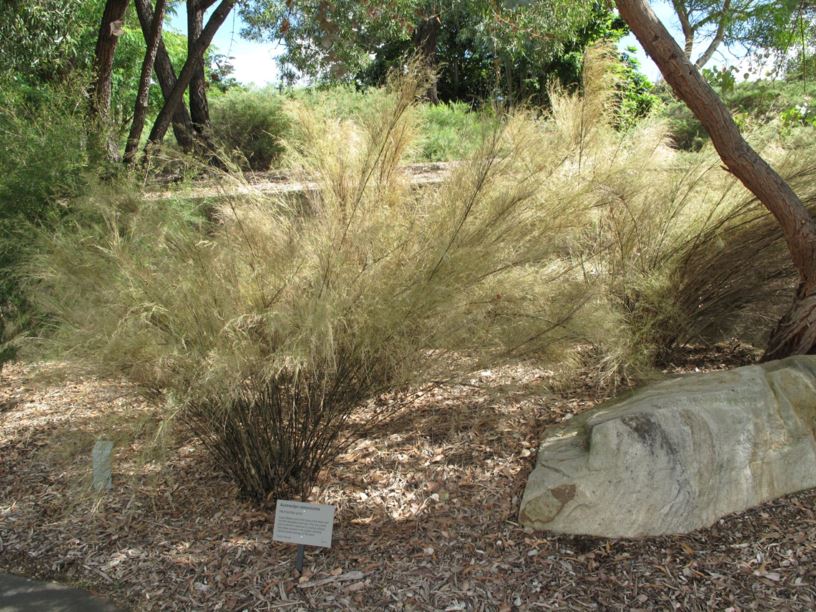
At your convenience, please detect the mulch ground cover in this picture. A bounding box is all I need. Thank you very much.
[1,346,815,610]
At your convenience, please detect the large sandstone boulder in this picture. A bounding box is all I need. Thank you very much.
[519,356,816,537]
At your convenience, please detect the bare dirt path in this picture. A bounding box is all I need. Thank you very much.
[0,572,119,611]
[145,162,461,201]
[1,349,815,610]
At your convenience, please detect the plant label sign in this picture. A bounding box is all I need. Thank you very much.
[92,440,113,492]
[273,500,335,548]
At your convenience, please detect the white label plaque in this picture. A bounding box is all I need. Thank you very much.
[273,500,335,548]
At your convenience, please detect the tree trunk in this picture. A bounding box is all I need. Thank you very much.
[413,14,440,104]
[615,0,816,360]
[147,0,235,147]
[134,0,195,151]
[89,0,130,160]
[124,0,167,163]
[90,0,130,121]
[187,0,211,135]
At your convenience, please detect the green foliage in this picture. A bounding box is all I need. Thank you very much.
[0,79,94,367]
[661,0,811,69]
[613,46,660,129]
[743,0,816,77]
[0,87,90,219]
[414,101,496,161]
[780,102,816,128]
[702,66,737,95]
[0,0,104,83]
[210,88,290,170]
[659,77,816,150]
[243,0,623,105]
[283,84,396,122]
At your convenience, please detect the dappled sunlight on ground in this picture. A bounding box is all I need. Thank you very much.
[2,352,815,610]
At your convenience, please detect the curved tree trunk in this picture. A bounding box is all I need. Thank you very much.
[124,0,167,163]
[146,0,235,148]
[134,0,195,151]
[615,0,816,360]
[187,0,211,136]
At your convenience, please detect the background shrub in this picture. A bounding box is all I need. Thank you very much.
[283,84,394,123]
[210,88,290,171]
[660,78,816,150]
[0,79,93,367]
[414,101,496,162]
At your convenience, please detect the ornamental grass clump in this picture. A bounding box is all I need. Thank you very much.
[523,44,816,381]
[29,67,606,503]
[29,52,816,502]
[583,128,816,372]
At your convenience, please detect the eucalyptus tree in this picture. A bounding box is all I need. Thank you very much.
[0,0,101,82]
[87,0,236,153]
[664,0,816,71]
[240,0,619,104]
[146,0,236,146]
[133,0,196,151]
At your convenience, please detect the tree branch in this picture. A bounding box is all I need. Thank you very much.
[125,0,167,163]
[672,0,695,58]
[694,0,732,67]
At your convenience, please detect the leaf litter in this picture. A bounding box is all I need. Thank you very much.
[1,345,815,610]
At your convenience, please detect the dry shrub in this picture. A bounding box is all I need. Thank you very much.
[28,66,604,503]
[581,120,816,375]
[29,52,816,501]
[538,43,816,383]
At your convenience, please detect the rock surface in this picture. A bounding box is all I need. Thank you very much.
[519,356,816,537]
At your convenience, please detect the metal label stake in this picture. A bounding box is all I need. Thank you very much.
[295,544,305,573]
[272,500,335,574]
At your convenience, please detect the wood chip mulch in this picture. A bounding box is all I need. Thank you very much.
[1,348,815,611]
